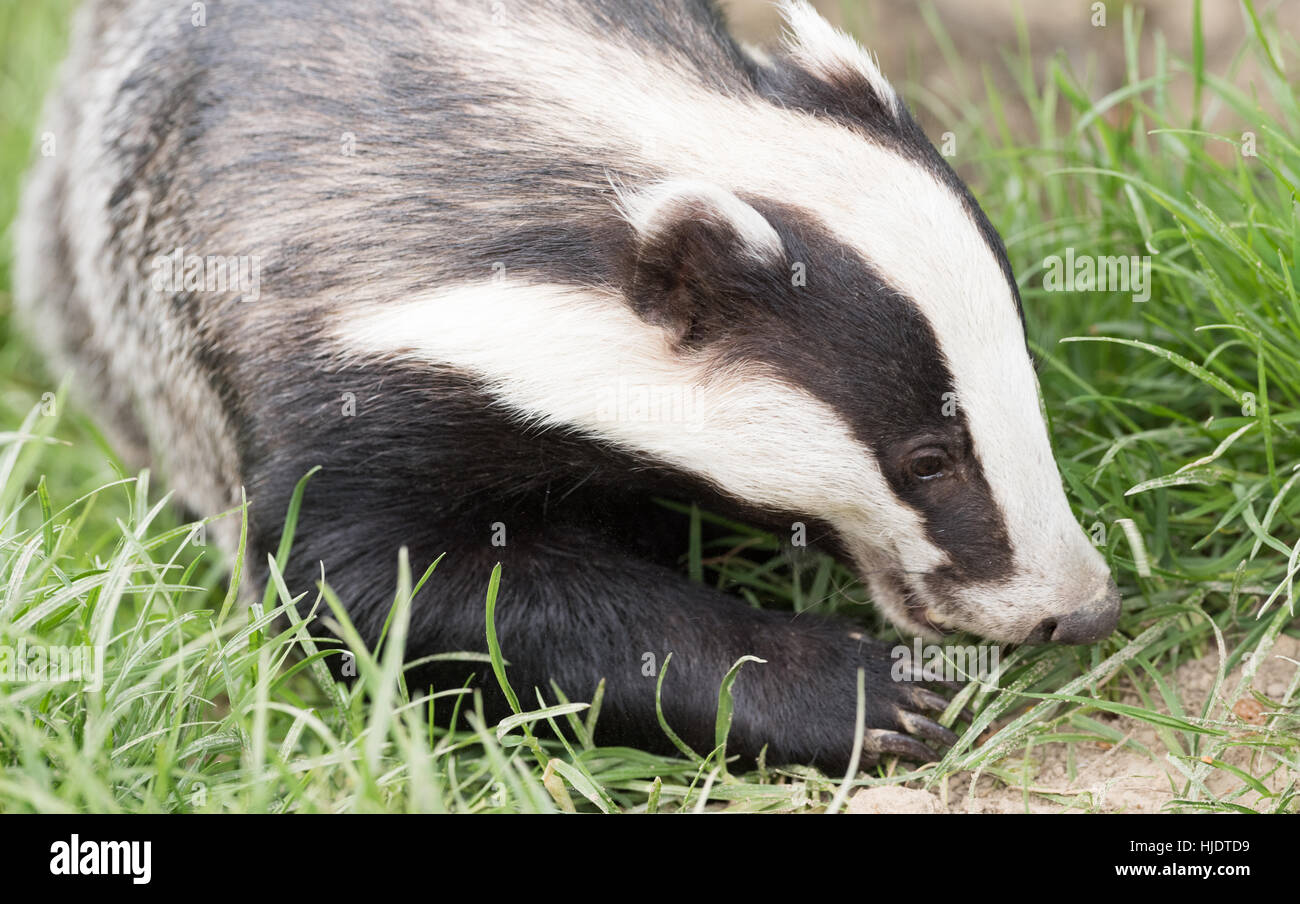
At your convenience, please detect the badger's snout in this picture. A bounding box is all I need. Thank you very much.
[859,537,1122,648]
[1024,580,1122,645]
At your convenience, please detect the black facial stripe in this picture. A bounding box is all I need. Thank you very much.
[753,57,901,148]
[696,201,1016,583]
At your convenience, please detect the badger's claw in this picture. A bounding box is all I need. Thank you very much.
[863,729,937,763]
[911,688,952,713]
[896,710,959,748]
[910,686,976,728]
[852,639,962,766]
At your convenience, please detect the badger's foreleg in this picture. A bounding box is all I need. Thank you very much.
[300,529,956,774]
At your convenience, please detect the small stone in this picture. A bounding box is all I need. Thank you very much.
[848,787,943,814]
[1232,698,1266,725]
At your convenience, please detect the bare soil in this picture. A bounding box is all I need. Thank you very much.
[850,633,1300,813]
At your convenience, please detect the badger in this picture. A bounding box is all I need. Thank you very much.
[14,0,1121,772]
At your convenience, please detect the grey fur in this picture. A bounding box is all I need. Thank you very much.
[14,0,757,534]
[14,0,909,549]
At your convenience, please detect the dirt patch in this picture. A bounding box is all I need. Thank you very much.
[850,634,1300,814]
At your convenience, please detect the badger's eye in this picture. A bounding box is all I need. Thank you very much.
[906,448,951,482]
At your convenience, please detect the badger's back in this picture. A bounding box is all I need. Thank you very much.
[14,0,763,526]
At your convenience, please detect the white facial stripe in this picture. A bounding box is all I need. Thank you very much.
[775,0,900,116]
[615,179,785,263]
[332,280,945,572]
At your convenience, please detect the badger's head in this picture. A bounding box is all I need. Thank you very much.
[344,0,1120,645]
[603,1,1120,645]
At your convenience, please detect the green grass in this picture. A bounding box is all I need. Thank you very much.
[1,0,1298,813]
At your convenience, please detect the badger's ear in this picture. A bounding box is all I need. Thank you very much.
[617,180,785,346]
[771,0,900,121]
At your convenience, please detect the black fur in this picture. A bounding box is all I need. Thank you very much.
[244,358,930,772]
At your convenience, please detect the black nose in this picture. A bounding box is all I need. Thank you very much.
[1030,582,1122,645]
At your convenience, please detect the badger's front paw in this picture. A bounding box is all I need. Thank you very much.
[856,640,959,764]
